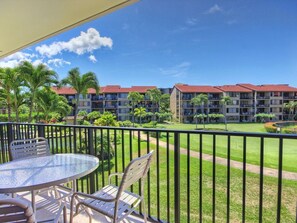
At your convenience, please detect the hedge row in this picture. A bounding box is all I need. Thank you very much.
[264,122,297,134]
[0,113,45,122]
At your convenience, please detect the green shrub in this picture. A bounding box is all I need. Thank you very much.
[118,120,133,127]
[142,121,159,137]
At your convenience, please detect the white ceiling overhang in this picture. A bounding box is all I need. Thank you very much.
[0,0,138,59]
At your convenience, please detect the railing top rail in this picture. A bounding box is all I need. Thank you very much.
[3,122,297,139]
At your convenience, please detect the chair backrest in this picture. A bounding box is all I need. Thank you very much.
[118,151,154,195]
[0,198,35,223]
[10,137,51,161]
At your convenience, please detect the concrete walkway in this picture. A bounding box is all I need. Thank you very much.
[139,133,297,181]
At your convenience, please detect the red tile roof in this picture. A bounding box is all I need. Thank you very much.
[51,87,76,95]
[238,84,297,92]
[53,85,156,95]
[215,85,252,93]
[175,84,222,93]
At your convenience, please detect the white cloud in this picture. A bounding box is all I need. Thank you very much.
[35,28,113,57]
[48,58,71,67]
[88,55,97,63]
[159,62,191,77]
[186,18,198,26]
[226,19,238,25]
[0,52,36,68]
[205,4,223,14]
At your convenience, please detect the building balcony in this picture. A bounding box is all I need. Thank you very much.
[0,123,296,223]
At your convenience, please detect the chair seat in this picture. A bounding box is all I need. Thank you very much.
[84,185,141,219]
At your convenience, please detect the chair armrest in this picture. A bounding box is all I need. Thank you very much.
[52,204,66,223]
[108,172,124,185]
[73,192,116,203]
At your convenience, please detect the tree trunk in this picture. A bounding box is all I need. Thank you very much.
[28,93,35,123]
[74,94,79,125]
[224,105,227,131]
[7,96,11,122]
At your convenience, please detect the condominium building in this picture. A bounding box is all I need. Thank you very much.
[170,83,297,123]
[52,85,157,121]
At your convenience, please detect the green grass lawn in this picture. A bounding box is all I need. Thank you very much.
[157,123,297,172]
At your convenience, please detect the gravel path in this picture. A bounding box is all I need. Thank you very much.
[139,133,297,181]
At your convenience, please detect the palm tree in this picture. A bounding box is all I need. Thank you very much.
[36,89,72,121]
[146,88,162,121]
[61,68,99,125]
[134,107,147,125]
[127,92,144,126]
[20,61,58,122]
[283,101,297,120]
[220,96,232,130]
[0,67,23,122]
[191,94,208,129]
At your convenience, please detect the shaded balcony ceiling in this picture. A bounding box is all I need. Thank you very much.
[0,0,137,59]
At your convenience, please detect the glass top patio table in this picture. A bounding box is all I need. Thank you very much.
[0,153,99,193]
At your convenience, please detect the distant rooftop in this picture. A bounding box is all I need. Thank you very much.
[174,84,222,93]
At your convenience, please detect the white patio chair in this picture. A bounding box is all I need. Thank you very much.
[0,197,66,223]
[9,137,74,201]
[9,137,50,161]
[70,151,154,223]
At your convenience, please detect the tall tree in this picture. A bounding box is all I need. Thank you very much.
[220,96,232,130]
[36,89,72,121]
[191,94,208,129]
[134,107,147,125]
[283,101,297,120]
[146,88,162,120]
[0,67,23,122]
[127,92,144,126]
[20,61,58,122]
[61,67,99,125]
[160,94,170,113]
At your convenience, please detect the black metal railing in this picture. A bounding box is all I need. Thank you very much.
[0,122,296,222]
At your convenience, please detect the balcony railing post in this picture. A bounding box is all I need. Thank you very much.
[7,123,13,161]
[88,128,96,194]
[174,132,180,223]
[37,124,45,138]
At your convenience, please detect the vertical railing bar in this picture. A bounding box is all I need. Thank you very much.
[259,137,264,223]
[59,126,63,153]
[100,128,105,186]
[156,130,160,220]
[129,130,133,193]
[276,137,283,223]
[64,126,67,153]
[227,135,231,223]
[174,132,180,223]
[94,129,98,190]
[107,129,111,176]
[69,127,72,154]
[121,130,125,172]
[138,130,142,214]
[199,134,203,223]
[55,126,59,154]
[212,134,216,223]
[242,136,247,223]
[166,132,170,222]
[187,133,190,223]
[146,130,151,217]
[114,129,118,186]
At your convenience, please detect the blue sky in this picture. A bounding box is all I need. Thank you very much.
[1,0,297,88]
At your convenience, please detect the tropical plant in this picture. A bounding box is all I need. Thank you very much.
[156,111,172,123]
[127,92,143,126]
[94,112,118,127]
[193,114,207,129]
[208,113,224,123]
[87,111,101,123]
[61,67,99,125]
[220,96,232,130]
[134,107,147,125]
[283,101,297,120]
[254,113,276,123]
[159,94,171,113]
[0,67,24,122]
[36,89,72,121]
[146,88,162,120]
[78,110,88,117]
[191,94,208,129]
[20,61,58,122]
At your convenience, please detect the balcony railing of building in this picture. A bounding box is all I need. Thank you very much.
[0,122,296,222]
